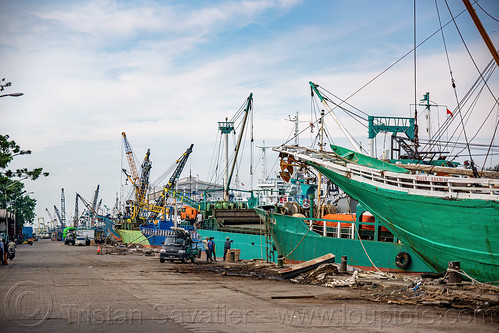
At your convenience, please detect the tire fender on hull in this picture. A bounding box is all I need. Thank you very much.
[395,252,411,269]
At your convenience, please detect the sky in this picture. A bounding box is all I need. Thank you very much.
[1,0,498,227]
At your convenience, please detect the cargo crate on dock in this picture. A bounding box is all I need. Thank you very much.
[228,249,241,262]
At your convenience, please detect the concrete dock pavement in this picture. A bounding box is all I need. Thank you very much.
[0,239,497,332]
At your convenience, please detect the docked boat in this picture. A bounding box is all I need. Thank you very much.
[116,228,150,246]
[179,93,278,261]
[140,218,199,247]
[256,189,433,273]
[274,144,499,281]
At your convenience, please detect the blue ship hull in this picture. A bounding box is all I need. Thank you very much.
[140,220,200,247]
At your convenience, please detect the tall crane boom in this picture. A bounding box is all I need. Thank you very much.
[167,144,193,192]
[122,132,139,183]
[97,199,102,215]
[74,193,79,227]
[77,193,97,216]
[45,208,55,227]
[137,149,152,203]
[53,205,63,226]
[155,144,194,207]
[61,188,66,227]
[91,185,99,214]
[90,185,100,226]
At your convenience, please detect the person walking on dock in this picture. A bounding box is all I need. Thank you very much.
[203,237,211,262]
[223,237,231,261]
[207,238,215,262]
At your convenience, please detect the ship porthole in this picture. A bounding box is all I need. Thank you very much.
[395,252,411,269]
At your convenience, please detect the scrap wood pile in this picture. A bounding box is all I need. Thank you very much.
[290,263,362,287]
[369,279,499,313]
[288,263,499,313]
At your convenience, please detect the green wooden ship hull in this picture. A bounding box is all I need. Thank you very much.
[116,228,150,246]
[277,145,499,282]
[255,208,433,273]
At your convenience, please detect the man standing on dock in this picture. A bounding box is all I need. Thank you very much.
[207,238,215,261]
[203,237,211,262]
[223,237,231,261]
[209,237,217,261]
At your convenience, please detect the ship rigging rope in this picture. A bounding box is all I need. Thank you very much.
[445,1,499,165]
[207,100,254,192]
[419,58,497,166]
[285,6,471,152]
[280,220,312,259]
[345,196,384,274]
[475,1,499,23]
[325,5,470,115]
[352,221,383,274]
[446,268,499,289]
[318,86,370,121]
[440,1,497,175]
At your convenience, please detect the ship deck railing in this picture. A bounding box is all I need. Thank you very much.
[275,145,499,199]
[350,163,499,198]
[301,216,396,243]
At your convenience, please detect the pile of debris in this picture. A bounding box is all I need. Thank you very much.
[173,259,283,279]
[286,261,498,314]
[369,278,499,313]
[290,263,360,287]
[101,244,157,256]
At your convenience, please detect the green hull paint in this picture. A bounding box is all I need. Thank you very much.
[256,208,432,272]
[313,163,499,282]
[117,229,150,246]
[197,229,276,262]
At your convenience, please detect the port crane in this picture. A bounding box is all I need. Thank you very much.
[122,132,140,184]
[90,185,100,226]
[45,208,56,229]
[121,132,153,220]
[154,144,194,208]
[74,193,79,227]
[76,193,97,216]
[53,205,63,227]
[61,188,66,227]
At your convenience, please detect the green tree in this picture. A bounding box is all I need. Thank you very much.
[1,134,49,229]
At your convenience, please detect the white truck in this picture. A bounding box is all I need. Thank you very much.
[76,229,95,240]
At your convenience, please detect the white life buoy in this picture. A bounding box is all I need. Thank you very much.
[302,198,310,209]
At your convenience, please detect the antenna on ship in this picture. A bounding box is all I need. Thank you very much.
[285,112,300,146]
[257,141,271,183]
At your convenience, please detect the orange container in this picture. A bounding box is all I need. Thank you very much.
[359,212,388,232]
[317,214,355,228]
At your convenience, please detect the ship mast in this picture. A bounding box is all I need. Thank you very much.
[462,0,499,67]
[318,109,325,224]
[218,117,234,201]
[309,81,362,153]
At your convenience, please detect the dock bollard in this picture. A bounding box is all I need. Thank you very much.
[276,255,284,268]
[339,256,347,273]
[447,261,462,284]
